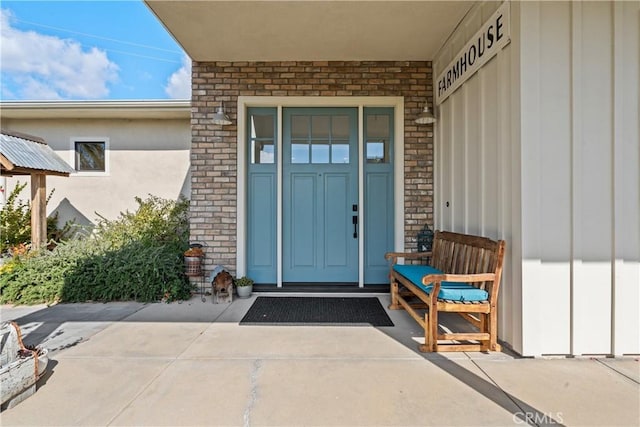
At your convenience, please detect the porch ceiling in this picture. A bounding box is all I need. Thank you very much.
[144,1,474,61]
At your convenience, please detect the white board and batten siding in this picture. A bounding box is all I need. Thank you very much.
[433,1,639,356]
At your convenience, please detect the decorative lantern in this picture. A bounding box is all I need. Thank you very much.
[417,224,434,252]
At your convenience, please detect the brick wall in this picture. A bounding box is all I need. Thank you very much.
[190,61,434,276]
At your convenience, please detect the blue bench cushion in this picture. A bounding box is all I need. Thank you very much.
[392,264,489,302]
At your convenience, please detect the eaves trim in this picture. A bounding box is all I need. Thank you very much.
[0,99,191,120]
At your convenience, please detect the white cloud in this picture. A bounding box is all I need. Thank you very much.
[0,9,119,100]
[164,54,191,99]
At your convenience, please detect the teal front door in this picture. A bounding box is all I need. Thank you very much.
[283,108,359,283]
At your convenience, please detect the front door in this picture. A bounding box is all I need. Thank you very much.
[283,108,359,283]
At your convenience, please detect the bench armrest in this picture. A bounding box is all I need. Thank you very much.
[418,273,497,303]
[421,273,497,300]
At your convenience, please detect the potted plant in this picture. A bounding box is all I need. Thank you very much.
[235,276,254,298]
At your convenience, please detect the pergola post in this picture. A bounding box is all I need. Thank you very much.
[30,173,47,250]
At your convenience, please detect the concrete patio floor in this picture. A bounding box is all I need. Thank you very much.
[1,293,638,426]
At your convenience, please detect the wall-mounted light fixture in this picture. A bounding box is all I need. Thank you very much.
[414,103,436,125]
[212,102,232,126]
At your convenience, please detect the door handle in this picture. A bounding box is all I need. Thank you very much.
[352,215,358,238]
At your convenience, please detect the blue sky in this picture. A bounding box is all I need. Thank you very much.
[1,0,190,100]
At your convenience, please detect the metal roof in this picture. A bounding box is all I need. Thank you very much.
[0,130,74,176]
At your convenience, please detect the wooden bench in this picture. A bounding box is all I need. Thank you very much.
[386,230,506,352]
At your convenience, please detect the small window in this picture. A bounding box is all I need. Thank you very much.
[75,141,106,172]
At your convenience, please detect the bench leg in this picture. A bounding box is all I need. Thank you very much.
[480,313,490,351]
[419,307,438,352]
[488,310,500,351]
[388,280,402,310]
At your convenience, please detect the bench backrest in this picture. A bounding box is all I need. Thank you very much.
[431,231,506,302]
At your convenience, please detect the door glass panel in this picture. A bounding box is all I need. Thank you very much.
[366,115,389,138]
[249,110,276,165]
[366,141,385,163]
[332,116,349,139]
[291,116,310,138]
[312,140,330,163]
[331,142,350,164]
[365,114,390,164]
[312,116,330,138]
[291,141,309,164]
[251,115,274,139]
[252,140,275,164]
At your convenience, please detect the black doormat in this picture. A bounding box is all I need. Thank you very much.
[240,296,394,327]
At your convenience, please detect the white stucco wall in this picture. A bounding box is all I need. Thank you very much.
[434,0,639,356]
[2,117,191,227]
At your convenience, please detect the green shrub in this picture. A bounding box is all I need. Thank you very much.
[0,237,95,304]
[61,240,189,302]
[0,195,192,305]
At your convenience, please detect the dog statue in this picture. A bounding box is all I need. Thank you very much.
[212,270,233,304]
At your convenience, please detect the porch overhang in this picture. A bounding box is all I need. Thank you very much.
[144,1,474,61]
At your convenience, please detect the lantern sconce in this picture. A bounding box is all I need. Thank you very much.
[212,102,232,126]
[417,224,434,252]
[415,102,436,125]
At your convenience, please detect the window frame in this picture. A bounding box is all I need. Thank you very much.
[70,137,110,176]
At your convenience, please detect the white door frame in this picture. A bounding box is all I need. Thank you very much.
[237,96,405,287]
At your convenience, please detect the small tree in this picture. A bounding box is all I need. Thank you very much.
[0,182,72,255]
[0,182,31,254]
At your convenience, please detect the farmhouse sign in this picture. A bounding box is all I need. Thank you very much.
[435,1,511,105]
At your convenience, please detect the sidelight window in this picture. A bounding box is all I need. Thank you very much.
[249,113,276,164]
[365,114,391,163]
